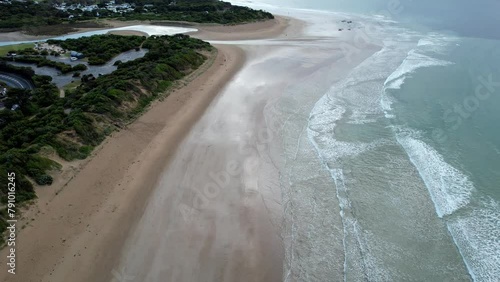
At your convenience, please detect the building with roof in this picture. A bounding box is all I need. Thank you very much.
[70,51,84,60]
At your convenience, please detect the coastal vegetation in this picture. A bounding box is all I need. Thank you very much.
[47,34,145,65]
[0,34,212,245]
[0,0,274,36]
[0,43,35,57]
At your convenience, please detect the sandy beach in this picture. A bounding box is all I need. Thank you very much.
[190,17,290,40]
[0,17,290,282]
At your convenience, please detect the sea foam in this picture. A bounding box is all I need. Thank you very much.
[381,37,455,118]
[384,50,453,90]
[395,128,474,217]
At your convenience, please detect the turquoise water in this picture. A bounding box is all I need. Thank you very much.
[232,0,499,281]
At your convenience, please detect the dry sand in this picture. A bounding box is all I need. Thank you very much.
[190,17,290,40]
[0,18,290,282]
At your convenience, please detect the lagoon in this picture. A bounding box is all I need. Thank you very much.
[0,25,197,47]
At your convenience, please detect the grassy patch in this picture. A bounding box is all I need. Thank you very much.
[0,43,35,56]
[63,80,81,91]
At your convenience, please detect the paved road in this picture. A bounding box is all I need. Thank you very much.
[0,72,34,90]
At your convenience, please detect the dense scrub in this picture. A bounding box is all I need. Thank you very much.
[118,0,274,24]
[0,1,66,29]
[0,34,212,245]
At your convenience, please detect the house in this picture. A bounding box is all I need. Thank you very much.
[70,51,84,59]
[11,104,19,111]
[82,4,98,12]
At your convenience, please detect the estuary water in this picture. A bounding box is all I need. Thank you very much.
[230,0,500,281]
[0,25,197,46]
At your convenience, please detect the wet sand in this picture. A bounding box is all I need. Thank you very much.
[112,46,289,282]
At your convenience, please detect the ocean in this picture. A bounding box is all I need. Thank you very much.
[231,0,500,281]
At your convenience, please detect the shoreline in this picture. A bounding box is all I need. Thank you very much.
[0,17,290,282]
